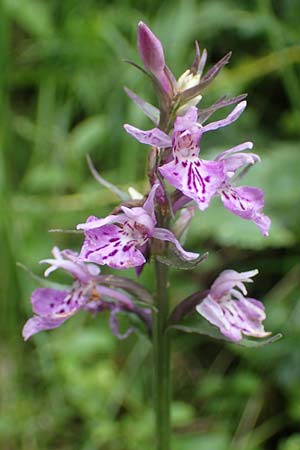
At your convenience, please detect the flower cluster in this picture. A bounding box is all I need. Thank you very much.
[23,21,271,344]
[124,94,270,236]
[23,247,151,340]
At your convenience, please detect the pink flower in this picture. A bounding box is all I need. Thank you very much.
[77,184,199,269]
[22,247,140,340]
[124,102,247,210]
[215,143,271,236]
[196,269,271,342]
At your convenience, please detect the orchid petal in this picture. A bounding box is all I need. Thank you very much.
[252,212,271,237]
[142,183,159,219]
[196,296,242,341]
[79,224,146,269]
[109,307,133,340]
[215,142,259,175]
[198,93,248,124]
[77,214,126,231]
[121,206,156,232]
[22,287,85,340]
[31,288,70,316]
[174,106,199,131]
[22,315,68,341]
[220,186,271,236]
[153,227,199,260]
[40,246,100,283]
[124,124,171,148]
[215,142,254,160]
[211,269,258,300]
[202,101,247,133]
[160,157,224,210]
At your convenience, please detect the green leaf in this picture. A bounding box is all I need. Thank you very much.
[168,317,282,348]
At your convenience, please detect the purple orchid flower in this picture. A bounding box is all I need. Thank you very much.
[41,246,101,282]
[158,107,224,210]
[22,247,137,340]
[196,269,271,342]
[77,184,199,269]
[124,102,246,210]
[215,142,271,236]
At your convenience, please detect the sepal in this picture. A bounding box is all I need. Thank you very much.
[198,93,248,124]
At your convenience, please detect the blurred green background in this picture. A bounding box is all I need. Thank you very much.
[1,0,300,449]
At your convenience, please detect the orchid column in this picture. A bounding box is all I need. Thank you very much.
[23,21,278,450]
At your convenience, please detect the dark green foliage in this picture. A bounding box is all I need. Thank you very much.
[1,0,300,448]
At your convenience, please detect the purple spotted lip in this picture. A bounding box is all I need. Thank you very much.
[77,184,199,269]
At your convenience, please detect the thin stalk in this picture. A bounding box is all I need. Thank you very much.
[153,257,171,450]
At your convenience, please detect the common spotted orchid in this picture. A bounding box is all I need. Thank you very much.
[124,101,270,235]
[23,22,277,450]
[124,102,246,210]
[215,143,271,236]
[196,269,271,342]
[77,184,199,269]
[23,247,149,340]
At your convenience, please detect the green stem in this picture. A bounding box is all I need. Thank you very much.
[153,258,171,450]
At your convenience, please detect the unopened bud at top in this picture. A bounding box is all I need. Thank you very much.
[138,21,165,73]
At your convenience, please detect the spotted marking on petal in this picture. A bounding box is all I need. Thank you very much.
[159,156,224,211]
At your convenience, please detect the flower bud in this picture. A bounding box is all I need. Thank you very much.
[137,22,172,94]
[176,69,202,114]
[138,21,165,73]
